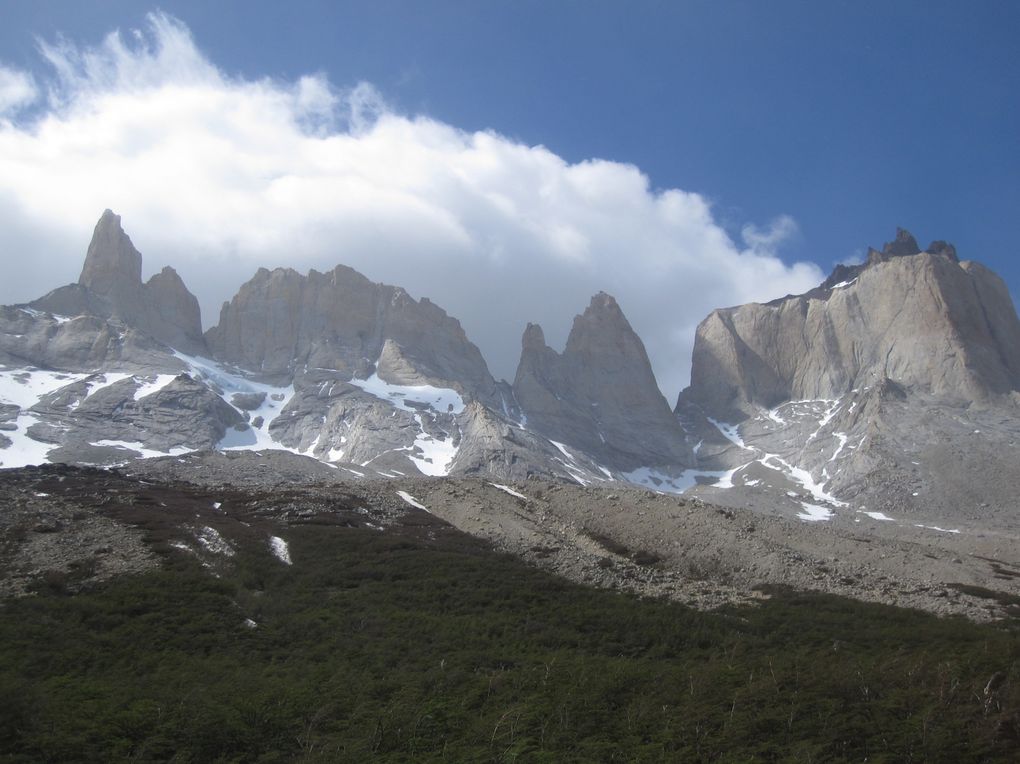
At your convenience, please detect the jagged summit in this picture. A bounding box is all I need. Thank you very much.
[880,227,921,257]
[821,229,958,291]
[514,291,690,471]
[683,231,1020,419]
[29,210,206,354]
[205,263,499,402]
[79,209,143,293]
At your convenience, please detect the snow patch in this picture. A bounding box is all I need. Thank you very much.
[0,368,89,408]
[861,511,895,522]
[914,524,960,534]
[830,432,848,462]
[92,440,192,459]
[133,374,179,400]
[708,418,747,448]
[760,453,848,507]
[173,353,299,453]
[196,526,234,556]
[80,372,133,402]
[0,413,57,468]
[349,372,465,414]
[489,482,527,500]
[797,503,833,522]
[396,490,430,512]
[268,536,292,564]
[409,415,459,476]
[549,440,575,460]
[624,466,734,494]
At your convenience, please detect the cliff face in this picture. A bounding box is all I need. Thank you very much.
[31,210,206,355]
[674,230,1020,529]
[681,231,1020,420]
[205,264,499,402]
[513,292,691,471]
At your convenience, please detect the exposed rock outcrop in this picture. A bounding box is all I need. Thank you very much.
[31,211,206,355]
[681,231,1020,420]
[677,230,1020,529]
[205,264,500,403]
[513,292,691,471]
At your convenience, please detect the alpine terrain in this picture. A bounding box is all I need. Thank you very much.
[2,214,1019,621]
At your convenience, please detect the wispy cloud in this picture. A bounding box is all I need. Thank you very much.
[0,12,822,397]
[0,67,37,114]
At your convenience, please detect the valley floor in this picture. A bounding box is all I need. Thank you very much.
[0,460,1018,761]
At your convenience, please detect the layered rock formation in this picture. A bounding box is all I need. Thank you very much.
[677,230,1020,530]
[513,292,691,471]
[682,231,1020,420]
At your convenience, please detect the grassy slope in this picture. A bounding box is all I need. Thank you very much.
[1,516,1018,763]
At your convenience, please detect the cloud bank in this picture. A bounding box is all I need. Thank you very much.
[0,13,823,398]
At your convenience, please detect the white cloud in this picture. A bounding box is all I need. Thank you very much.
[0,67,37,114]
[837,250,866,267]
[0,12,823,399]
[741,214,799,256]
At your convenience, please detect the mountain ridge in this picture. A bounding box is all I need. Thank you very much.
[2,213,1018,529]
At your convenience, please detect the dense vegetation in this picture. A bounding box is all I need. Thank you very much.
[1,517,1018,762]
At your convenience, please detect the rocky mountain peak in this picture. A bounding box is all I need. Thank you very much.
[513,292,690,471]
[521,323,547,351]
[882,227,921,257]
[681,231,1020,419]
[31,210,206,354]
[79,209,143,295]
[206,260,499,403]
[926,240,958,261]
[823,230,959,291]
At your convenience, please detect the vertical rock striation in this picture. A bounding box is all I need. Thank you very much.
[513,292,691,471]
[680,231,1020,420]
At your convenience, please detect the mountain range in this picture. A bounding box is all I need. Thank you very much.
[2,210,1018,532]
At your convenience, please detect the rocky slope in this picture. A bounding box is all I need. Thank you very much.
[676,230,1020,534]
[7,456,1017,622]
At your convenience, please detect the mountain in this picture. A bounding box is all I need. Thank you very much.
[0,210,669,484]
[3,213,1020,627]
[676,230,1020,529]
[683,228,1020,418]
[32,210,206,355]
[4,212,1019,524]
[205,263,501,399]
[513,292,691,472]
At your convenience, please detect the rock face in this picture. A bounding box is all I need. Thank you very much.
[8,211,1018,520]
[1,210,621,483]
[513,292,691,471]
[79,209,145,304]
[677,230,1020,530]
[205,264,500,402]
[32,211,206,355]
[682,232,1020,420]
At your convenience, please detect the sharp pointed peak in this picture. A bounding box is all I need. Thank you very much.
[79,209,142,292]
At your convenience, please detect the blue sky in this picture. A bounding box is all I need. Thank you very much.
[0,1,1017,395]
